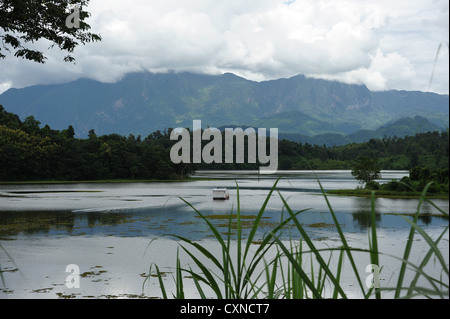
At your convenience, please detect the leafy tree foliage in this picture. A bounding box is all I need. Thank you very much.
[0,105,448,182]
[0,105,196,180]
[274,133,448,171]
[351,156,382,184]
[0,0,101,63]
[376,167,449,194]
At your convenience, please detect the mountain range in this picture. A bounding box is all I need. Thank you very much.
[0,71,448,144]
[278,115,444,146]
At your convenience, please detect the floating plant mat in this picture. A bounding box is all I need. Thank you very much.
[196,214,287,230]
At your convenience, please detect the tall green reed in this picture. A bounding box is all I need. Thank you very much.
[143,178,449,299]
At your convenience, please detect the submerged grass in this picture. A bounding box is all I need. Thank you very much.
[143,177,449,299]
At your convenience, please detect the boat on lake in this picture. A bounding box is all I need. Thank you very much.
[212,187,230,200]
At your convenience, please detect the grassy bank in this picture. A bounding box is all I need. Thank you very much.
[327,188,449,199]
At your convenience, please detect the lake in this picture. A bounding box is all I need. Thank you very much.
[0,170,448,299]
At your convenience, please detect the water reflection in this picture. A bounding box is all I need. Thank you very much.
[1,205,448,240]
[0,211,137,237]
[349,196,446,231]
[352,210,382,231]
[1,171,448,240]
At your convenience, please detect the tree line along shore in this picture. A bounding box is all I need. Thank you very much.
[1,105,448,197]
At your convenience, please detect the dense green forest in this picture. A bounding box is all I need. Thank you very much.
[0,104,448,182]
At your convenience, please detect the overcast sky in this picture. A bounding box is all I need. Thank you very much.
[0,0,448,95]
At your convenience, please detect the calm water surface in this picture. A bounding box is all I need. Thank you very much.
[1,170,448,299]
[1,170,448,240]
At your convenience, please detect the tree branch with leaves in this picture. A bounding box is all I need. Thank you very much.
[0,0,101,63]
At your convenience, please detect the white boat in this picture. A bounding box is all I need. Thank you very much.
[212,187,230,200]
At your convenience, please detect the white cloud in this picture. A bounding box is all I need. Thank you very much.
[0,0,448,94]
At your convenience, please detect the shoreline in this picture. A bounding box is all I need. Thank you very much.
[0,169,408,185]
[2,177,448,201]
[326,189,449,200]
[0,178,199,185]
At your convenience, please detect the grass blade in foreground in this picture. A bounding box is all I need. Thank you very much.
[276,190,348,299]
[395,182,432,298]
[315,177,368,297]
[145,177,448,299]
[171,179,285,298]
[368,191,381,299]
[406,223,449,298]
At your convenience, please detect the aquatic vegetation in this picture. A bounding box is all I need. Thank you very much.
[144,178,449,299]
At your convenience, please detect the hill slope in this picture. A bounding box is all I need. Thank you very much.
[279,115,444,146]
[0,72,448,138]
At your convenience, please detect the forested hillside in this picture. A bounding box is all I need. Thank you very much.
[276,130,449,170]
[0,105,448,181]
[1,72,448,138]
